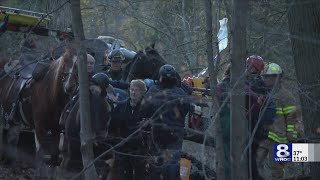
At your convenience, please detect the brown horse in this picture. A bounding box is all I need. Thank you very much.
[29,48,77,168]
[0,53,36,164]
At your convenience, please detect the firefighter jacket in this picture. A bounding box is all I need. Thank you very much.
[267,85,301,143]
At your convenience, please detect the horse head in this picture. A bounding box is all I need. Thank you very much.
[124,43,166,82]
[56,48,78,97]
[32,47,77,114]
[63,52,78,96]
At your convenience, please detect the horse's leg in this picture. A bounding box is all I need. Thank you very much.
[4,123,21,166]
[33,130,50,180]
[60,104,82,174]
[0,104,4,160]
[59,115,72,172]
[33,131,44,178]
[106,153,117,180]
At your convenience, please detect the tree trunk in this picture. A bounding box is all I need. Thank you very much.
[70,0,98,179]
[203,0,224,179]
[0,104,3,159]
[288,1,320,179]
[230,0,249,179]
[182,0,195,68]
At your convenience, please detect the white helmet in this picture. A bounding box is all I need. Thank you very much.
[263,63,282,75]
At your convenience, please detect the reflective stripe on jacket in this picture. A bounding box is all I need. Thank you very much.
[267,86,301,143]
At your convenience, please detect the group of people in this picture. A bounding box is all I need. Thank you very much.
[83,50,304,179]
[217,55,302,179]
[81,49,190,180]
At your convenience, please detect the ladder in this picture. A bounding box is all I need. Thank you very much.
[0,6,51,27]
[0,6,52,18]
[0,6,73,41]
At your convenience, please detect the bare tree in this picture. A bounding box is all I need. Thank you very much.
[288,0,320,179]
[70,0,98,179]
[230,0,249,179]
[203,0,224,179]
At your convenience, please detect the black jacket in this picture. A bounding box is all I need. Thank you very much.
[140,84,190,128]
[109,98,145,152]
[103,69,123,81]
[111,99,142,136]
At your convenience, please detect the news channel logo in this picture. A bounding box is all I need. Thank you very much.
[274,144,292,162]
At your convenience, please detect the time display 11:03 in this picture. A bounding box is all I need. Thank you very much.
[293,156,308,162]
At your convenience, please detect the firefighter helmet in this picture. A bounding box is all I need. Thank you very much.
[246,55,265,72]
[262,63,282,75]
[108,49,125,62]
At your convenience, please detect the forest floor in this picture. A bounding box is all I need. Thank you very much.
[0,139,215,180]
[0,162,35,180]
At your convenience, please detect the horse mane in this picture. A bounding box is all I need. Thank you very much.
[47,48,75,103]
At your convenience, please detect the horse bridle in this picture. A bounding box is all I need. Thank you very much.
[62,70,79,95]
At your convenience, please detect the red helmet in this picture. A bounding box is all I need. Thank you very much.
[246,55,265,72]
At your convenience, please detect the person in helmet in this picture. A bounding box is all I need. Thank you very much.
[245,55,277,180]
[104,49,125,81]
[90,73,110,97]
[216,62,275,180]
[246,55,268,95]
[257,63,302,179]
[246,55,265,74]
[139,64,191,180]
[102,49,131,90]
[60,71,110,125]
[261,63,282,89]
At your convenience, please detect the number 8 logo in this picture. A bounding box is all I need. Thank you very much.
[276,144,290,158]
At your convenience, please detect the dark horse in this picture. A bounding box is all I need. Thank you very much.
[59,51,116,178]
[60,90,113,178]
[122,43,167,82]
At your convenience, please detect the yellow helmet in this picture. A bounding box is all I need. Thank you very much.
[263,63,282,75]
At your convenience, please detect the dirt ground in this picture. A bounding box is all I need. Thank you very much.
[0,163,34,180]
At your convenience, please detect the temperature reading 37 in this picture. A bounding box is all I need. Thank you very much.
[293,151,302,156]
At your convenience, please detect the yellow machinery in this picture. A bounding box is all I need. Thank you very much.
[182,67,210,96]
[193,76,205,88]
[0,6,51,28]
[0,6,73,41]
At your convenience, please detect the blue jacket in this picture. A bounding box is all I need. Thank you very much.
[110,80,130,90]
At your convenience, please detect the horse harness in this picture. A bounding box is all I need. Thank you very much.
[1,56,51,128]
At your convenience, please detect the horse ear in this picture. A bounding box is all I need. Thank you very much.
[150,42,155,49]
